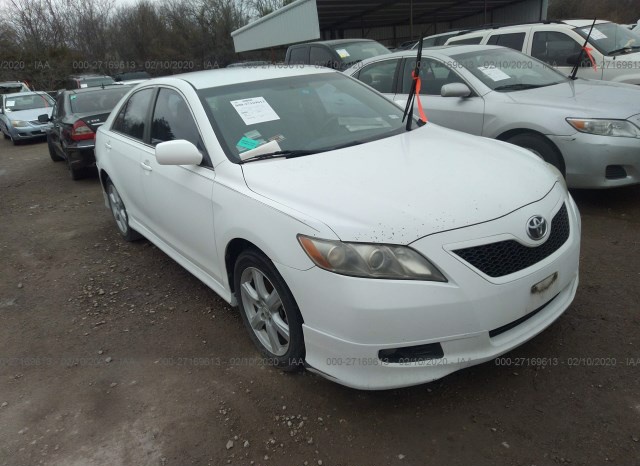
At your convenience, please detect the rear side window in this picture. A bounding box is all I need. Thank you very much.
[531,31,582,66]
[151,88,200,147]
[112,88,154,141]
[289,47,308,64]
[487,32,526,51]
[357,59,399,94]
[449,36,483,45]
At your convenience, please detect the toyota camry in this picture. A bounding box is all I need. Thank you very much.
[95,66,580,390]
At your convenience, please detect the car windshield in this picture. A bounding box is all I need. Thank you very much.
[198,72,410,163]
[4,93,54,111]
[330,42,390,65]
[449,48,568,92]
[576,22,640,55]
[70,87,130,113]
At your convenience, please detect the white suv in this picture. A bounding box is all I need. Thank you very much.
[445,20,640,85]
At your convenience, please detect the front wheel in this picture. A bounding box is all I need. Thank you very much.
[506,133,566,177]
[106,179,142,241]
[234,249,305,371]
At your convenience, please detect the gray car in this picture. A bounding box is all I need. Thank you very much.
[0,92,55,144]
[345,45,640,189]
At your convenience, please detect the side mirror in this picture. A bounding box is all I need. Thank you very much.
[441,83,471,98]
[155,140,203,166]
[38,114,50,123]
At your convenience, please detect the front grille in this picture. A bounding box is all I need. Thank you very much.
[605,165,627,180]
[453,204,570,278]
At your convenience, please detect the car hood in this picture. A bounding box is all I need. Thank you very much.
[241,124,557,244]
[503,79,640,119]
[4,108,53,122]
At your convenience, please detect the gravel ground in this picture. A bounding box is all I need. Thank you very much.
[1,136,639,466]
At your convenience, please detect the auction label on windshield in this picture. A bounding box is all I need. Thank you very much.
[230,97,280,125]
[477,66,511,82]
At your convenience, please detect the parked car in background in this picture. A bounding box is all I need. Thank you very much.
[346,45,640,189]
[65,74,116,90]
[40,85,132,179]
[411,30,469,49]
[285,39,390,70]
[112,71,151,82]
[95,66,579,390]
[444,20,640,84]
[0,81,31,95]
[0,92,54,144]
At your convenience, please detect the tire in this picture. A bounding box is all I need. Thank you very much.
[48,139,63,161]
[2,131,9,140]
[105,179,142,241]
[506,133,566,177]
[234,248,305,371]
[68,162,87,180]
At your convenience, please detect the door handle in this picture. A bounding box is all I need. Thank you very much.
[140,161,153,172]
[104,142,111,150]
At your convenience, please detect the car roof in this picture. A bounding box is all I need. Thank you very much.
[449,19,612,38]
[68,74,113,79]
[306,39,378,46]
[3,91,50,98]
[0,81,26,87]
[150,66,337,90]
[385,44,504,58]
[62,84,132,95]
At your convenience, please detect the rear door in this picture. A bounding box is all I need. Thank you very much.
[104,88,155,225]
[395,57,485,135]
[140,87,221,280]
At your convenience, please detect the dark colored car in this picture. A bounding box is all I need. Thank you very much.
[284,39,390,70]
[65,74,116,90]
[39,85,132,180]
[112,71,151,82]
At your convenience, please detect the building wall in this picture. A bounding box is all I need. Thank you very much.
[325,0,548,47]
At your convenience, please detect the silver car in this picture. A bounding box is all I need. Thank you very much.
[0,92,55,144]
[345,45,640,189]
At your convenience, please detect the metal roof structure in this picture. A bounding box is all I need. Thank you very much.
[232,0,548,52]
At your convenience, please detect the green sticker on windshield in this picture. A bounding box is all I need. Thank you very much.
[237,137,259,150]
[70,95,77,100]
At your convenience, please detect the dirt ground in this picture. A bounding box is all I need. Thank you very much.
[0,136,639,466]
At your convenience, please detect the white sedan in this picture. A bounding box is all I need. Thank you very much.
[95,67,580,390]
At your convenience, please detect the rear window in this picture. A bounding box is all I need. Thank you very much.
[487,32,526,51]
[69,87,130,113]
[449,36,483,45]
[289,47,308,64]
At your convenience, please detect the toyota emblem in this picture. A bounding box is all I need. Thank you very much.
[527,215,548,241]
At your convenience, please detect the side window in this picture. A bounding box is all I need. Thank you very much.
[357,59,399,94]
[532,31,582,66]
[449,36,483,45]
[402,58,465,95]
[310,46,335,68]
[151,88,200,147]
[289,47,308,64]
[112,88,154,141]
[422,37,437,47]
[487,32,526,51]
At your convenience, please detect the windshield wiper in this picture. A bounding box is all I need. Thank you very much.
[239,149,318,164]
[608,45,640,56]
[570,18,597,80]
[402,33,427,131]
[493,83,545,91]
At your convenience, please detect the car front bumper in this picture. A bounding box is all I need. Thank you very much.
[10,124,50,140]
[548,132,640,189]
[276,186,581,390]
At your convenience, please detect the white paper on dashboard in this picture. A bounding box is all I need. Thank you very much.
[585,28,607,40]
[477,66,511,82]
[336,48,350,58]
[230,97,280,125]
[80,83,88,88]
[6,100,15,107]
[238,140,282,161]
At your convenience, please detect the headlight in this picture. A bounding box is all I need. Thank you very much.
[298,235,447,281]
[566,118,640,138]
[10,120,29,128]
